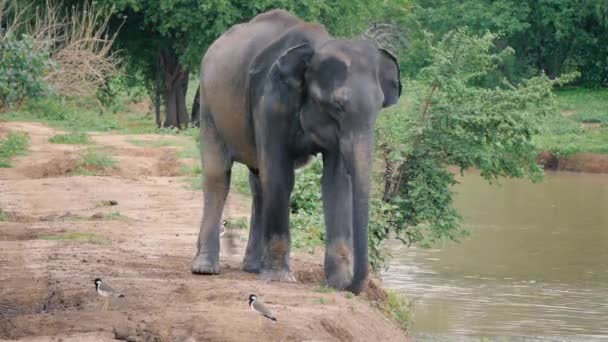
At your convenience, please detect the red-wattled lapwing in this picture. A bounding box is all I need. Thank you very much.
[248,294,276,330]
[94,278,124,311]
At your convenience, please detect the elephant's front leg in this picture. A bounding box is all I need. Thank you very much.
[258,156,296,282]
[243,169,264,273]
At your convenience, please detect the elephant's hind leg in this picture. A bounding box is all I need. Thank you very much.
[243,169,263,272]
[192,106,232,275]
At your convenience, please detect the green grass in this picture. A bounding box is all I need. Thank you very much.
[49,132,91,144]
[536,88,608,155]
[128,138,181,148]
[75,148,116,175]
[313,285,336,293]
[380,290,412,332]
[0,132,30,167]
[38,232,110,244]
[3,97,121,132]
[0,208,6,222]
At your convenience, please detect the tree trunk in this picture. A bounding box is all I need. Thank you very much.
[154,51,162,129]
[191,84,201,127]
[159,49,189,129]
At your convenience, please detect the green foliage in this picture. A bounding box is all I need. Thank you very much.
[0,132,30,167]
[370,29,573,270]
[0,208,6,222]
[0,34,55,109]
[380,289,412,331]
[49,132,92,145]
[406,0,608,85]
[290,158,325,250]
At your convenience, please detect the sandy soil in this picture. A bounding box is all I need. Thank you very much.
[0,122,408,342]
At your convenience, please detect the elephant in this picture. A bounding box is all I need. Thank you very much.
[191,9,401,294]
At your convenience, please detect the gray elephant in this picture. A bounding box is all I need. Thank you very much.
[192,9,401,294]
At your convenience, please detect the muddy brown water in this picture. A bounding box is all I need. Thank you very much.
[383,171,608,341]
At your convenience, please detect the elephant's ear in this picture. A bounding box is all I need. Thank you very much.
[378,48,402,107]
[269,43,314,90]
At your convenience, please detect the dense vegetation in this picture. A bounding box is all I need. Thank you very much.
[1,0,606,271]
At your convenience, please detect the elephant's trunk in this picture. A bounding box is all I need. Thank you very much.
[321,130,373,293]
[341,134,372,294]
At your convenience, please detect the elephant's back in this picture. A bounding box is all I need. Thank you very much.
[200,10,303,167]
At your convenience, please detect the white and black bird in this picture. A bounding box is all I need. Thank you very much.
[94,278,124,311]
[219,219,227,237]
[249,294,276,329]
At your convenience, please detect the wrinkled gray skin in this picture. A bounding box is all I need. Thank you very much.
[192,9,401,294]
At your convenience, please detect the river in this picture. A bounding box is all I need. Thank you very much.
[383,171,608,341]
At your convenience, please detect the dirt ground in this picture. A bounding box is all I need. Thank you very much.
[0,122,409,342]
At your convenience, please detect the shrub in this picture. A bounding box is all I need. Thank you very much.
[0,34,54,110]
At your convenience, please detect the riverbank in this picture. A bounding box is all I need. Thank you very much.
[535,88,608,173]
[0,121,410,341]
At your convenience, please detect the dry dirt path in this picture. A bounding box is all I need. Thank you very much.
[0,122,407,342]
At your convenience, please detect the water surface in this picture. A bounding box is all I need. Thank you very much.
[383,171,608,340]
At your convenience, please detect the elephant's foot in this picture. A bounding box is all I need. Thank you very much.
[242,257,261,273]
[257,236,295,281]
[324,240,354,290]
[191,252,219,275]
[259,268,297,283]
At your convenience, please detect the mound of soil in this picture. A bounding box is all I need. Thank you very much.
[0,121,410,342]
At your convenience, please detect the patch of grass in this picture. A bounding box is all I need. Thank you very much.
[49,132,91,144]
[380,290,412,332]
[0,132,30,167]
[38,232,110,244]
[313,297,327,305]
[179,164,203,177]
[555,88,608,124]
[224,217,248,229]
[313,285,335,293]
[75,148,116,175]
[0,208,6,222]
[536,88,608,155]
[128,138,180,148]
[105,211,129,221]
[177,141,200,159]
[3,97,121,132]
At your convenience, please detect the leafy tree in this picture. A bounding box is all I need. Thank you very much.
[368,29,576,270]
[100,0,407,128]
[405,0,608,85]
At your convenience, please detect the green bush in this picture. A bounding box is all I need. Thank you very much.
[0,34,54,109]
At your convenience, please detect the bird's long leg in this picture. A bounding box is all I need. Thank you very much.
[258,315,261,331]
[104,298,109,311]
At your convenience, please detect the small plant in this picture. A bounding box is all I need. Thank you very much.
[224,217,248,230]
[313,298,327,305]
[380,290,412,332]
[0,208,6,222]
[38,232,110,245]
[49,132,91,144]
[0,132,30,167]
[313,285,335,293]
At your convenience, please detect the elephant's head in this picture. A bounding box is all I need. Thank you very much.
[264,38,401,293]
